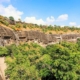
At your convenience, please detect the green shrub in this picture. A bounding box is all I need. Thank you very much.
[4,21,9,26]
[4,42,80,80]
[0,47,8,56]
[23,24,26,28]
[9,16,14,21]
[15,23,21,28]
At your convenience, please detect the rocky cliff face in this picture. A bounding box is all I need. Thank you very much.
[0,26,80,46]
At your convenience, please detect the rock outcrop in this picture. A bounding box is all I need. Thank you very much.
[0,25,80,46]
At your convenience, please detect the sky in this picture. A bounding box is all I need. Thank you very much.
[0,0,80,27]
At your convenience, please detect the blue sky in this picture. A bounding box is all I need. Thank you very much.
[0,0,80,26]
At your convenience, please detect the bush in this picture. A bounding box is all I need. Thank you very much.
[15,23,21,28]
[4,21,9,26]
[0,47,8,56]
[9,16,14,21]
[23,24,26,28]
[4,42,80,80]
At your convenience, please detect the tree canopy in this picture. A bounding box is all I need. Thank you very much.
[0,41,79,80]
[9,16,14,21]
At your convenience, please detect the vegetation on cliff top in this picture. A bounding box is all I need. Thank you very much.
[0,15,80,34]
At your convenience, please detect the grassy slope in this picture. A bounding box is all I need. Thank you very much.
[0,15,80,34]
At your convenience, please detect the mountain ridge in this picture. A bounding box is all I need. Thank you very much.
[0,15,80,46]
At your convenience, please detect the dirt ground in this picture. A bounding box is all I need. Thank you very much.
[0,57,6,80]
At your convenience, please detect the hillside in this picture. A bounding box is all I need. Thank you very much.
[0,15,80,80]
[0,15,80,47]
[0,15,80,34]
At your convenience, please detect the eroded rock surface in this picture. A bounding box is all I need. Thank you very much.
[0,25,80,46]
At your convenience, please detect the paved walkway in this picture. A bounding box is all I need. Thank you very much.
[0,57,6,80]
[0,75,3,80]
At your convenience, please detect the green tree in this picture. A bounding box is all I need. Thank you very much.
[4,42,80,80]
[46,43,80,80]
[23,24,26,28]
[9,16,14,21]
[0,47,8,56]
[77,38,80,51]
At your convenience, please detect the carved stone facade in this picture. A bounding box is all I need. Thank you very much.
[0,26,80,46]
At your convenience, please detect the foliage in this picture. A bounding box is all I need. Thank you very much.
[0,46,8,56]
[77,38,80,51]
[46,43,80,80]
[15,23,20,28]
[9,16,14,21]
[1,15,80,33]
[4,21,9,26]
[0,15,80,79]
[23,24,27,28]
[5,43,43,80]
[3,42,80,80]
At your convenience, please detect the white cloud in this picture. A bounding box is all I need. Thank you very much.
[57,14,68,21]
[24,16,56,25]
[69,22,76,26]
[77,25,80,27]
[69,22,80,27]
[0,4,23,20]
[24,17,45,25]
[0,4,68,25]
[46,16,55,23]
[61,25,65,27]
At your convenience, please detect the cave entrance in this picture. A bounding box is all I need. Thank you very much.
[3,36,11,39]
[19,37,26,39]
